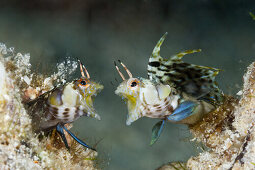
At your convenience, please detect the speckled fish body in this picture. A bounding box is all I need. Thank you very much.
[147,33,224,106]
[115,33,224,126]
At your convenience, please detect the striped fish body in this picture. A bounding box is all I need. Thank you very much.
[27,77,103,133]
[115,78,215,125]
[26,62,103,150]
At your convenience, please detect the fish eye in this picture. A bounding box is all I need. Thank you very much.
[80,80,86,86]
[131,81,137,87]
[78,78,90,88]
[129,79,139,88]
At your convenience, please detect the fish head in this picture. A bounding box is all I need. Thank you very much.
[48,61,103,122]
[114,61,174,125]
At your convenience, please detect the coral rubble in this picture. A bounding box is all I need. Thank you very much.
[0,44,98,169]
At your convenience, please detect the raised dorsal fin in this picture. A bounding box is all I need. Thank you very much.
[147,33,224,105]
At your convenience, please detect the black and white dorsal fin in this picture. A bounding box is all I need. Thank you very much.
[147,33,224,105]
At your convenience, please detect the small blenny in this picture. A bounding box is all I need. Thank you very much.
[114,33,224,145]
[26,61,103,150]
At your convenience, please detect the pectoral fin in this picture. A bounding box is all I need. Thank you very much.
[56,123,70,151]
[167,101,198,122]
[62,125,96,151]
[150,120,165,146]
[56,123,96,151]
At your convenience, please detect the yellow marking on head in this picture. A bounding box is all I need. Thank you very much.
[126,96,138,114]
[126,95,137,104]
[85,96,93,107]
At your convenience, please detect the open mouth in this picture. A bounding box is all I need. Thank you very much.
[115,90,128,100]
[114,86,127,96]
[85,96,101,121]
[92,83,104,95]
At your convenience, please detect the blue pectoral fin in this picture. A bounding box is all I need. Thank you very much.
[150,120,165,146]
[56,123,70,151]
[167,101,198,122]
[62,125,96,151]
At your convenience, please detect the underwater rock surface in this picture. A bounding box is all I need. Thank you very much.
[0,44,98,169]
[187,62,255,169]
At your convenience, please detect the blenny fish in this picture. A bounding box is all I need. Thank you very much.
[114,33,224,145]
[26,61,103,150]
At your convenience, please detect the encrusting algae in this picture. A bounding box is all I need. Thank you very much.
[0,43,99,169]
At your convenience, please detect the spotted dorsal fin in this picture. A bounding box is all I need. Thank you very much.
[147,33,224,105]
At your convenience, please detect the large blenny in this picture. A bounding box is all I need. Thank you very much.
[114,33,224,145]
[26,61,103,150]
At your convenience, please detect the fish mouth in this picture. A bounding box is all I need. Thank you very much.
[115,91,131,102]
[114,86,122,95]
[115,89,126,97]
[114,86,130,98]
[115,90,142,126]
[91,83,104,96]
[85,83,103,120]
[85,96,101,120]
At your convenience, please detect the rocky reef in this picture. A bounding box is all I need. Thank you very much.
[0,44,98,169]
[158,61,255,169]
[187,62,255,169]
